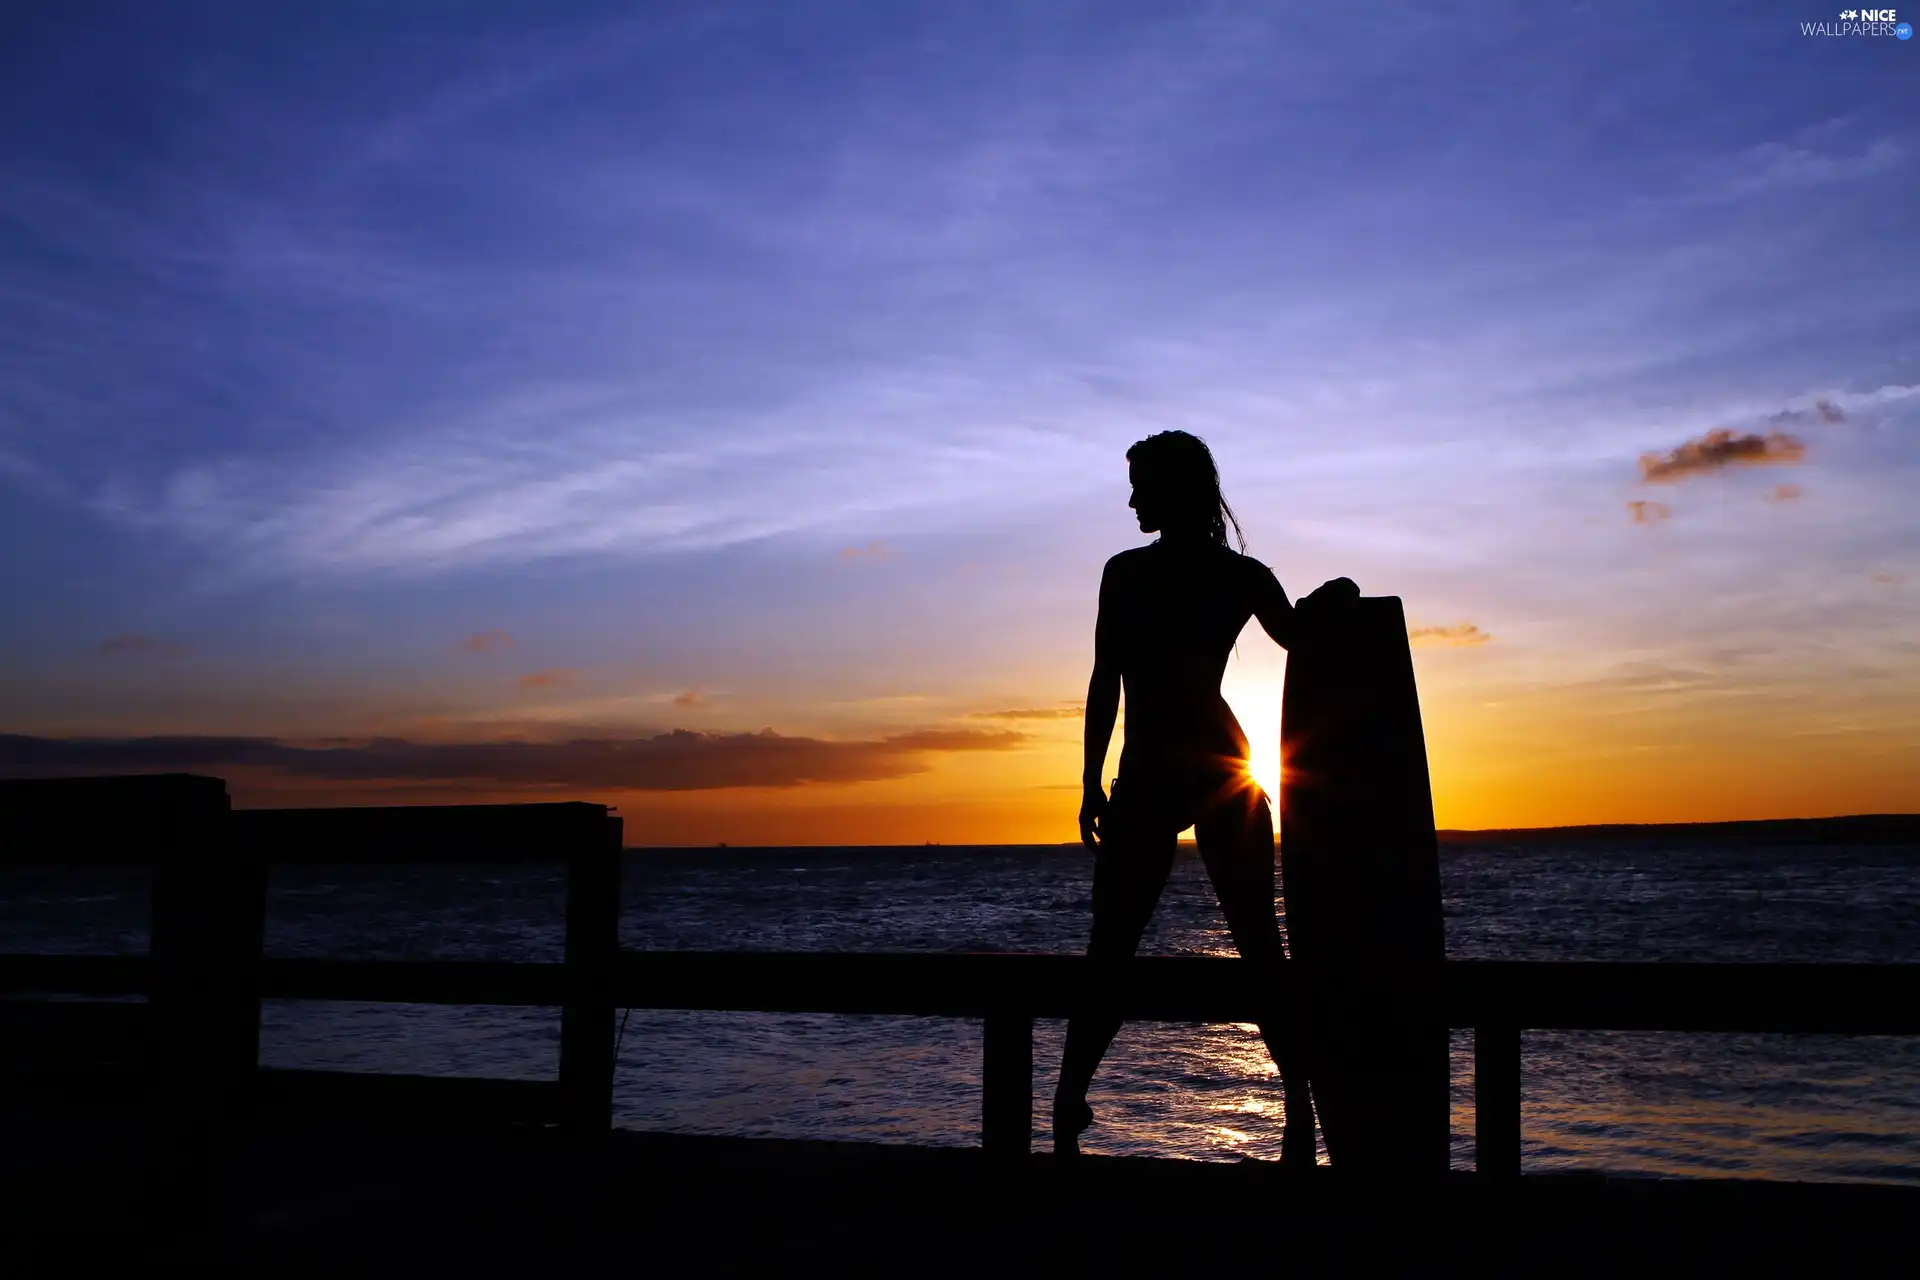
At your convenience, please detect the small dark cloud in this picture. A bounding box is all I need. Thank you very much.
[100,633,181,657]
[1639,429,1805,483]
[672,690,708,708]
[1870,572,1906,586]
[968,707,1084,721]
[1627,500,1671,524]
[1409,623,1491,647]
[517,669,575,690]
[460,630,515,654]
[1767,399,1846,427]
[1766,483,1804,503]
[0,726,1029,792]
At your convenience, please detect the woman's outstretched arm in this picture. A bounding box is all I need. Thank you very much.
[1080,561,1121,849]
[1250,559,1361,650]
[1249,559,1298,650]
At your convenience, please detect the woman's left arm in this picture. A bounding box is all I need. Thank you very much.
[1250,561,1361,649]
[1249,560,1298,650]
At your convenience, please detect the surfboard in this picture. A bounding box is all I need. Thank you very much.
[1279,594,1448,1174]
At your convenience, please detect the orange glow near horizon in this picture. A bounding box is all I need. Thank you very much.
[69,613,1920,845]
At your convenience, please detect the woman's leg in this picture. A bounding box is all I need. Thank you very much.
[1055,790,1177,1144]
[1193,779,1317,1164]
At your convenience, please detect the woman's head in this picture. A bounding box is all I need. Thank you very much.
[1125,430,1246,551]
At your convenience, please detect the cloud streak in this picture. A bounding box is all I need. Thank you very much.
[0,726,1030,792]
[81,400,1115,581]
[460,630,515,654]
[967,706,1084,721]
[99,633,182,657]
[1409,623,1492,647]
[1768,400,1845,427]
[1706,134,1903,198]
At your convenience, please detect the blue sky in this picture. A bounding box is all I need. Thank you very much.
[2,2,1916,837]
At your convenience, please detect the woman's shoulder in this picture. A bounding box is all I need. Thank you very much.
[1103,545,1156,576]
[1106,543,1276,587]
[1226,548,1280,584]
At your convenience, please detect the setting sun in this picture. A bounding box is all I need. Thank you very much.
[1220,645,1288,810]
[1245,744,1282,807]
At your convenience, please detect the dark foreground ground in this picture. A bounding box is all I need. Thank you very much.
[4,1084,1917,1277]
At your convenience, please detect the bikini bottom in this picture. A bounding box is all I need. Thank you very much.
[1110,752,1260,838]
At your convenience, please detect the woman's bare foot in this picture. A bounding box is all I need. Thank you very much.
[1052,1095,1095,1157]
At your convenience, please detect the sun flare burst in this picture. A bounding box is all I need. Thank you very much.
[1220,661,1287,806]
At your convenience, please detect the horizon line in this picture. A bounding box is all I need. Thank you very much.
[621,812,1920,851]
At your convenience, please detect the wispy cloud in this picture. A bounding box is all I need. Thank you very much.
[672,690,709,708]
[1639,429,1806,483]
[81,394,1113,580]
[459,630,515,654]
[516,669,575,690]
[1769,400,1845,427]
[98,633,182,657]
[1766,483,1804,504]
[1700,129,1903,199]
[1627,499,1672,525]
[838,541,894,562]
[0,726,1029,791]
[967,706,1084,721]
[0,447,71,501]
[1409,623,1491,647]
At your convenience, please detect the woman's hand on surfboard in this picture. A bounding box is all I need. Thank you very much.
[1301,576,1360,611]
[1078,785,1107,851]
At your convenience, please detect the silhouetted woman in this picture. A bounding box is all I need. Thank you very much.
[1055,429,1354,1162]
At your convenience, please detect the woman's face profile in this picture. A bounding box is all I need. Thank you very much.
[1128,463,1165,534]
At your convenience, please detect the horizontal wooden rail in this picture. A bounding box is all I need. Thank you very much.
[11,953,1920,1035]
[0,773,228,866]
[2,778,623,1167]
[604,954,1920,1034]
[11,950,1920,1177]
[614,951,1275,1020]
[1447,961,1920,1035]
[0,954,150,998]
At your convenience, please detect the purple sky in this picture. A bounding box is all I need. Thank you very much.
[3,2,1915,834]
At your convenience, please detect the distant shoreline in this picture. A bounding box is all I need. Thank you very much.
[631,813,1920,852]
[1433,813,1920,846]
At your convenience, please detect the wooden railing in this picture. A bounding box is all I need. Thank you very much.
[5,775,1920,1178]
[0,774,622,1144]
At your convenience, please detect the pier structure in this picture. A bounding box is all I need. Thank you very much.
[4,773,1920,1260]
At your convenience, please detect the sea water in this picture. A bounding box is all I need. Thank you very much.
[4,839,1918,1181]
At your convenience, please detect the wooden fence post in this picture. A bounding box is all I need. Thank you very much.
[147,777,258,1218]
[559,816,622,1143]
[1474,1023,1521,1179]
[981,1011,1032,1165]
